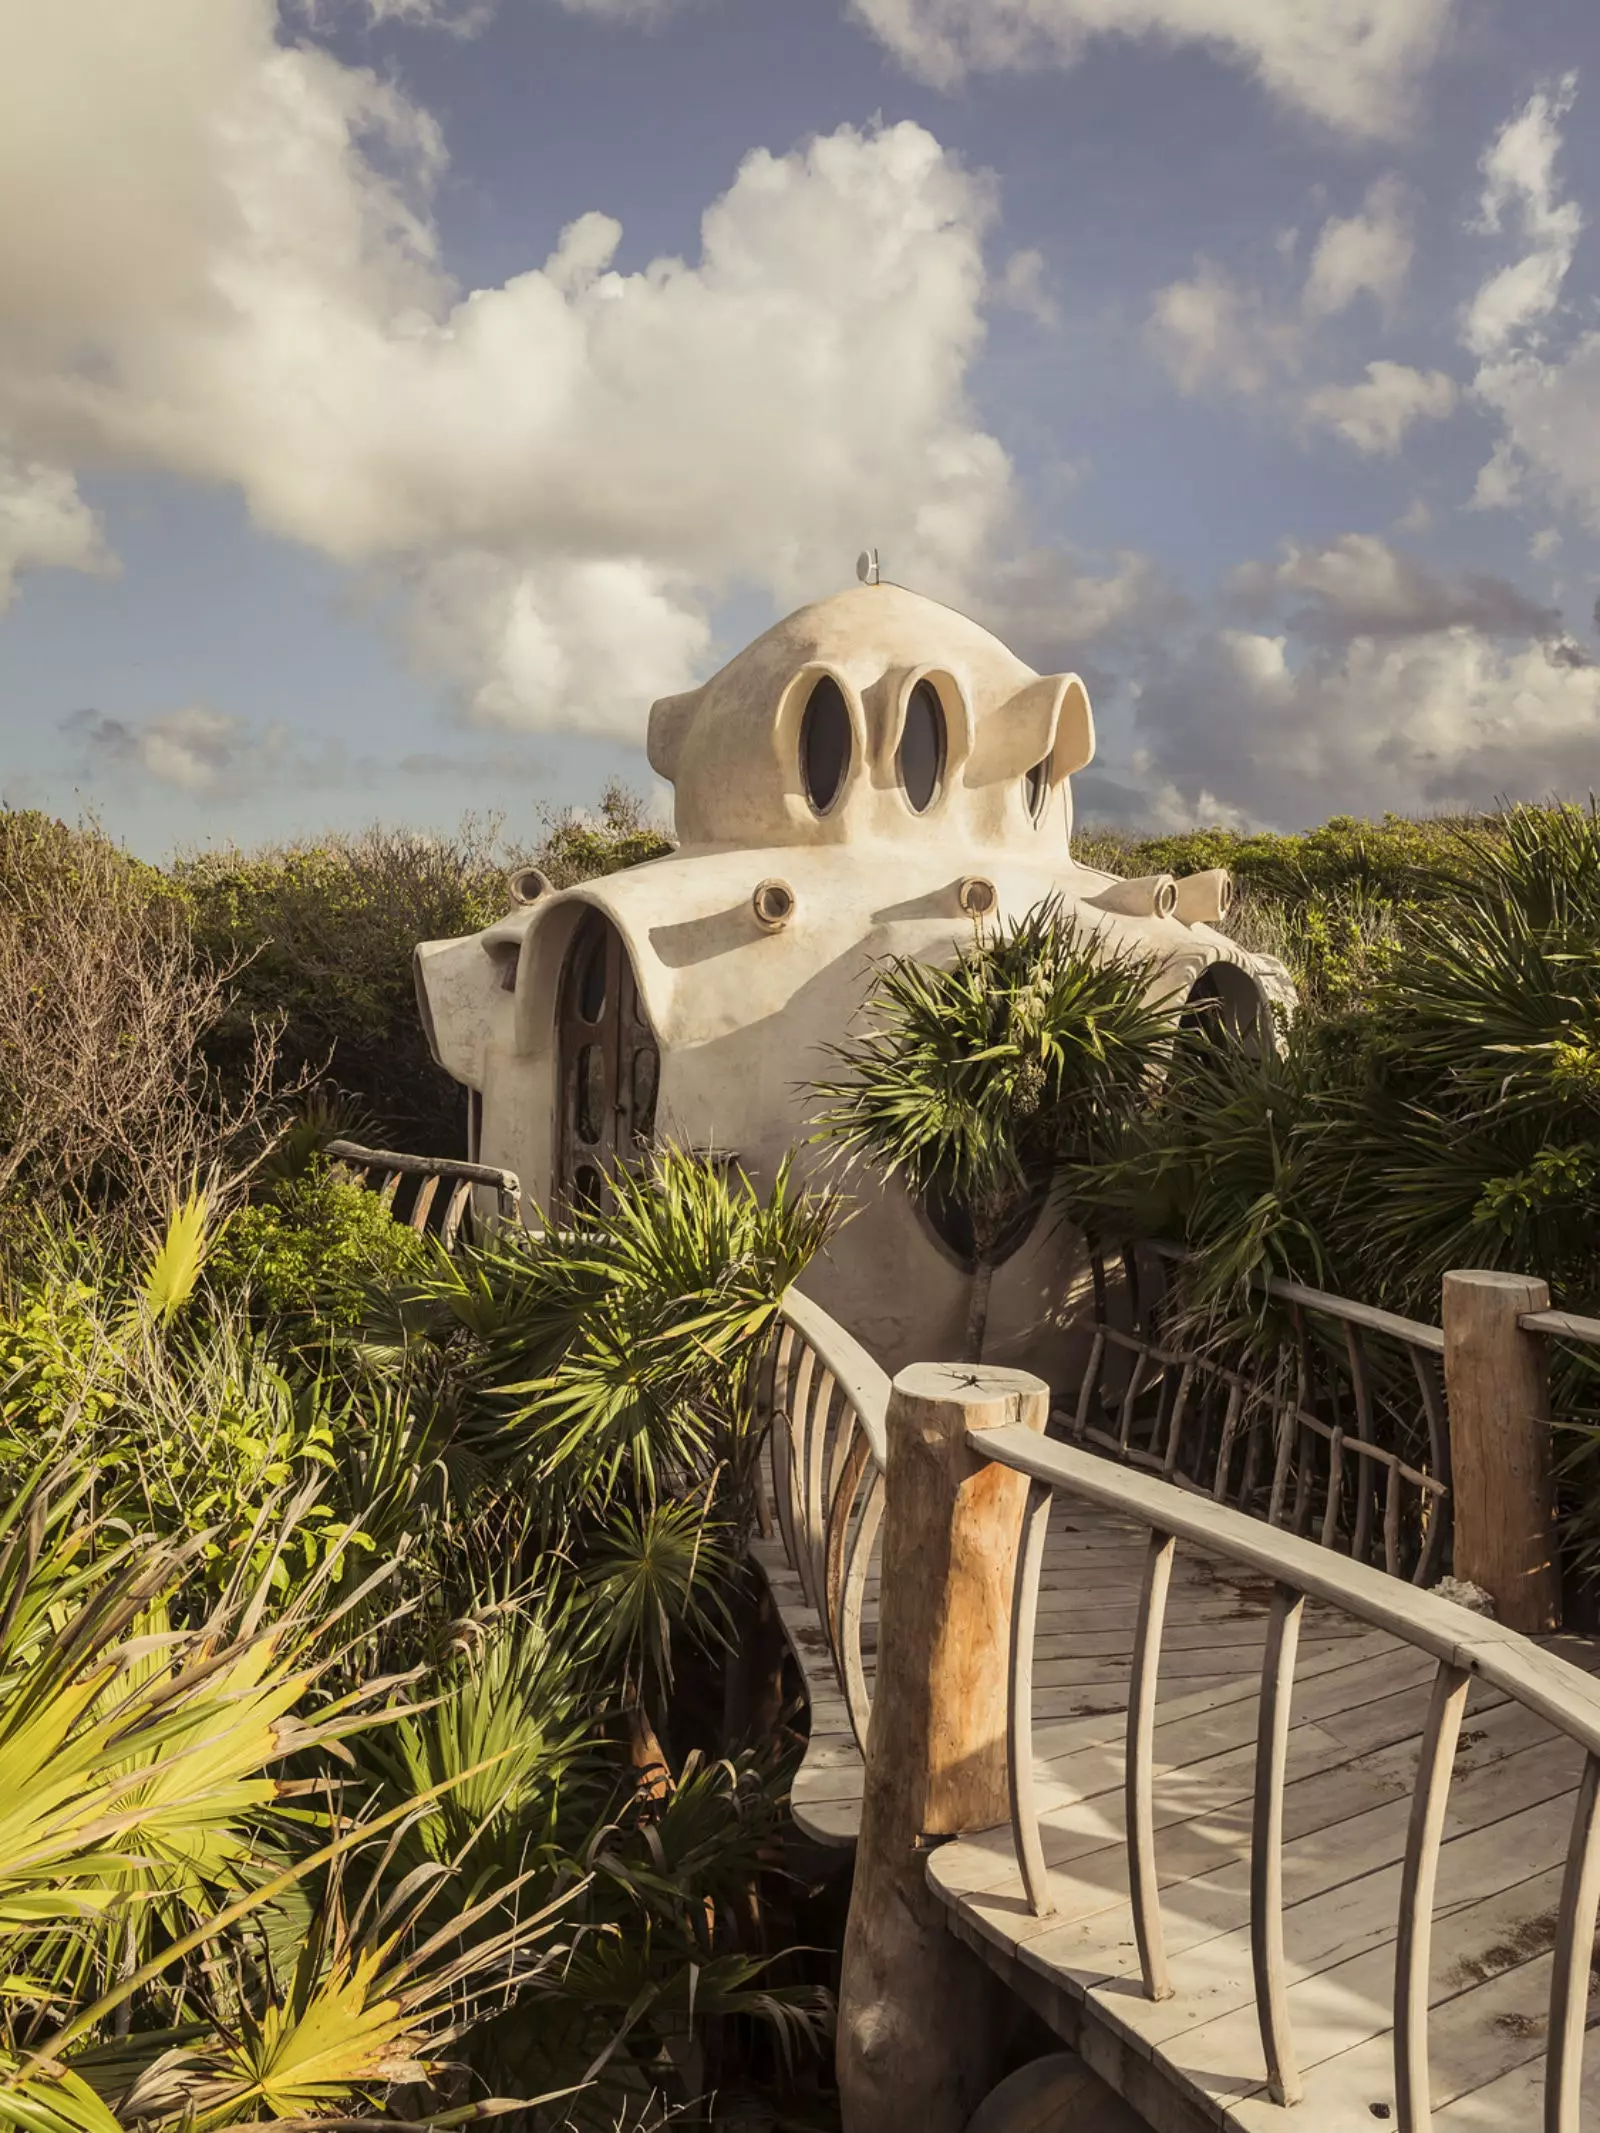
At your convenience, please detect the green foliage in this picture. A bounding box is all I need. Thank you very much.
[538,781,676,890]
[814,902,1170,1357]
[208,1161,432,1326]
[176,792,671,1158]
[0,1146,837,2130]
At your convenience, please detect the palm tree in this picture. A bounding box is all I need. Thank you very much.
[813,900,1172,1360]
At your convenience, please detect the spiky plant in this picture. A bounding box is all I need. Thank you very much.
[813,900,1171,1359]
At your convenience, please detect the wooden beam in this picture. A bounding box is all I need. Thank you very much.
[1442,1269,1560,1634]
[836,1360,1048,2133]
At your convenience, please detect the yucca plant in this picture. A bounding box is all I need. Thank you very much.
[416,1148,840,1538]
[814,901,1171,1359]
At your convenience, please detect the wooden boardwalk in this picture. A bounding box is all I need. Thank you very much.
[760,1494,1600,2130]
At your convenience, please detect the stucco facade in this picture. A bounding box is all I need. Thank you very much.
[414,582,1290,1376]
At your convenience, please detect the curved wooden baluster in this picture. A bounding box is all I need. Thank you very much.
[1394,1660,1470,2133]
[1127,1529,1176,2001]
[1544,1750,1600,2133]
[1252,1582,1305,2107]
[1009,1478,1056,1917]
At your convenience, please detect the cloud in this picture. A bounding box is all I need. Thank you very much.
[1149,178,1441,441]
[847,0,1454,139]
[66,705,271,793]
[1302,361,1457,454]
[1464,74,1582,358]
[1147,261,1301,395]
[1229,534,1564,645]
[1129,620,1600,826]
[1091,531,1600,827]
[0,3,1016,738]
[993,247,1058,326]
[1460,81,1600,533]
[1302,177,1413,319]
[0,457,117,612]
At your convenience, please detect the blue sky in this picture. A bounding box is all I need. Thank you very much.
[4,0,1600,853]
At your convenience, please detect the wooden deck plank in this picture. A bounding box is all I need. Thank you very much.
[758,1476,1600,2127]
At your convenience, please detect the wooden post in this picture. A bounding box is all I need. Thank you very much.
[837,1360,1049,2133]
[1441,1269,1560,1634]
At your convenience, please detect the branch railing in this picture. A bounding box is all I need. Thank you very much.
[1067,1241,1453,1584]
[979,1424,1600,2126]
[325,1138,522,1244]
[763,1288,890,1756]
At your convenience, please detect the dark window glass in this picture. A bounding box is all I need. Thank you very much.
[574,1164,606,1213]
[631,1043,659,1143]
[577,1044,605,1144]
[574,922,608,1022]
[1024,759,1049,823]
[801,675,852,812]
[898,680,945,812]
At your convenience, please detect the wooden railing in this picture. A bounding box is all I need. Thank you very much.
[1069,1241,1452,1584]
[977,1423,1600,2125]
[764,1288,890,1756]
[325,1139,522,1244]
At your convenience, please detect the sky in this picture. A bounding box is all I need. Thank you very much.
[4,0,1600,854]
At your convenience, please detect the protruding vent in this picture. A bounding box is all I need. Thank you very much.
[958,876,997,918]
[508,865,554,907]
[753,878,795,931]
[1086,874,1179,922]
[1173,869,1233,926]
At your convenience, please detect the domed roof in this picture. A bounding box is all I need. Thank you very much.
[647,581,1095,853]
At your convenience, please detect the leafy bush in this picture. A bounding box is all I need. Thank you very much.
[0,1150,837,2131]
[208,1160,433,1325]
[177,787,673,1156]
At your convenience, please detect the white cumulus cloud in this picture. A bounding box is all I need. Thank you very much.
[1464,75,1582,359]
[1302,362,1457,455]
[0,1,1022,739]
[847,0,1454,139]
[1302,177,1414,319]
[0,458,117,612]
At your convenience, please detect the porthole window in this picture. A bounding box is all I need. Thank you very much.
[1023,758,1050,824]
[800,675,852,813]
[898,679,945,813]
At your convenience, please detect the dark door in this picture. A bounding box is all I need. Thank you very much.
[556,907,660,1215]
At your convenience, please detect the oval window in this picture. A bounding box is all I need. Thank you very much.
[800,676,852,813]
[898,679,945,813]
[1023,759,1050,824]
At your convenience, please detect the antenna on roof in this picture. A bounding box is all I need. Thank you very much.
[856,547,881,587]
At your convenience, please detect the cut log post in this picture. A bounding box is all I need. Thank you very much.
[1441,1269,1560,1634]
[836,1360,1049,2133]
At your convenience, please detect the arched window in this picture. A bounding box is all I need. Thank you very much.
[1023,758,1050,824]
[800,675,852,813]
[898,679,946,813]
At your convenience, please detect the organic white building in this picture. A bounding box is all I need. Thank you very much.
[415,581,1288,1374]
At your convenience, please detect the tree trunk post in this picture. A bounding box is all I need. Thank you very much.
[837,1360,1050,2133]
[1442,1269,1560,1634]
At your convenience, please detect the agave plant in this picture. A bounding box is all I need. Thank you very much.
[814,900,1171,1359]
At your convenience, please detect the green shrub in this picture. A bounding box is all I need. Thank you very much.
[537,778,675,887]
[208,1162,432,1325]
[177,789,672,1157]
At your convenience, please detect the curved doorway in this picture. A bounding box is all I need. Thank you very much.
[555,907,660,1217]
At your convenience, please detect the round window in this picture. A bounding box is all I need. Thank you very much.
[899,679,946,813]
[800,676,852,813]
[1023,758,1050,824]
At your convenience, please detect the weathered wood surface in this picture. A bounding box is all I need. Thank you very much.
[762,1497,1600,2131]
[1443,1268,1561,1634]
[835,1362,1049,2133]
